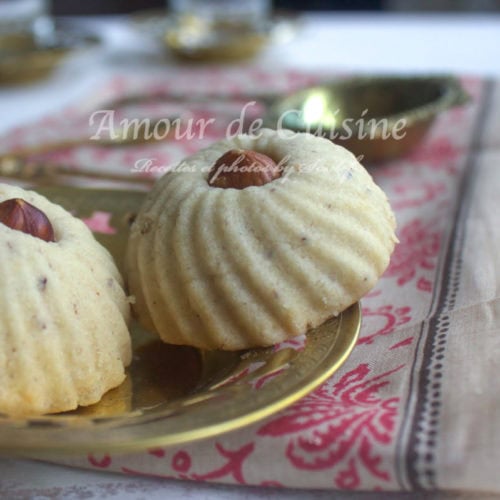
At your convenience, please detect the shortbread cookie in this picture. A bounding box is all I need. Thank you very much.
[0,184,131,416]
[126,129,397,350]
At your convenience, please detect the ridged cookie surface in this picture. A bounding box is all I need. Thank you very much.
[126,129,397,350]
[0,184,131,416]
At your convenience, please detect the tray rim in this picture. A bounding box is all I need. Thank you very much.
[0,304,360,456]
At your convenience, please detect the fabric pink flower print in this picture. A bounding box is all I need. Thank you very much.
[359,305,412,345]
[385,218,441,288]
[81,211,117,235]
[258,363,404,489]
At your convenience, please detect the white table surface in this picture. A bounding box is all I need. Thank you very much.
[1,12,500,499]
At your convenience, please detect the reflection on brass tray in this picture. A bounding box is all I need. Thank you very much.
[0,186,360,454]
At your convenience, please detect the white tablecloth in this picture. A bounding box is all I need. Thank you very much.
[1,12,500,499]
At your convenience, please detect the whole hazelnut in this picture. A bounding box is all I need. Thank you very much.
[208,149,281,189]
[0,198,55,242]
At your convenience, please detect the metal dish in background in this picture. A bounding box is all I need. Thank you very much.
[0,186,360,455]
[0,45,67,85]
[265,76,469,163]
[0,23,100,85]
[131,9,299,63]
[165,15,269,62]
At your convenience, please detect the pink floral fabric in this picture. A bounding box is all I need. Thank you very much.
[2,70,498,493]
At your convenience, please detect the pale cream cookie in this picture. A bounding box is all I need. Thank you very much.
[126,129,397,350]
[0,184,131,416]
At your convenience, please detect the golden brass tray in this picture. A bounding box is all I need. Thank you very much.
[0,186,360,454]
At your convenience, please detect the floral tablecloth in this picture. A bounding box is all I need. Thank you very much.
[1,67,499,494]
